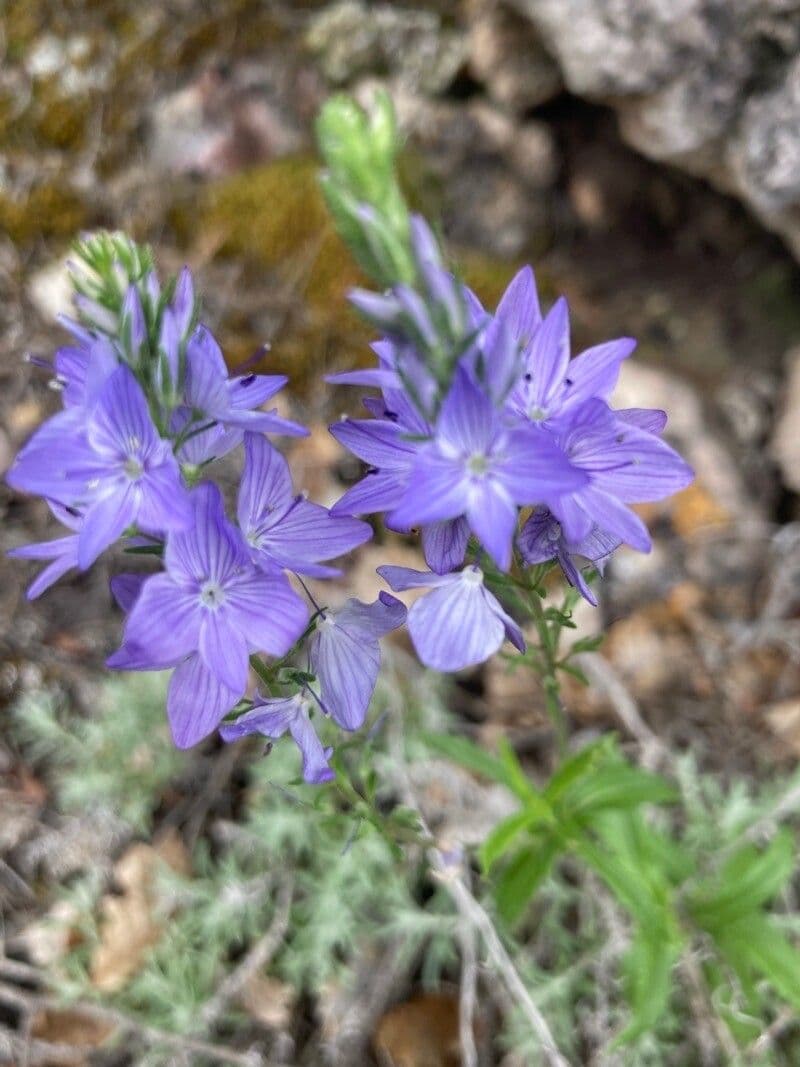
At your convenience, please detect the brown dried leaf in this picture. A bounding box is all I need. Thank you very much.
[240,973,294,1030]
[89,829,190,993]
[31,1005,115,1050]
[373,992,463,1067]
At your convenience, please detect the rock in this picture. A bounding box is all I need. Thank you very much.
[508,0,800,261]
[307,1,467,95]
[770,346,800,492]
[27,257,74,323]
[148,61,310,177]
[614,361,755,520]
[467,0,563,112]
[387,88,558,254]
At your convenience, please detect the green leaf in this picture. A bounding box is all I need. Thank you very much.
[717,914,800,1010]
[480,802,555,872]
[568,634,605,655]
[690,830,796,929]
[422,732,532,801]
[544,736,616,804]
[615,925,681,1045]
[575,836,664,928]
[562,764,678,820]
[495,838,560,926]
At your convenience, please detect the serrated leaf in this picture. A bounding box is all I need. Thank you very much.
[495,839,560,926]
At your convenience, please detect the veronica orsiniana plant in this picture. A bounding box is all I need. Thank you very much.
[7,97,692,781]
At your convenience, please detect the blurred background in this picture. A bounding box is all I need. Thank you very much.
[2,2,800,1065]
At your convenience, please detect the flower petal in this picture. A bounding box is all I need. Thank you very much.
[421,517,470,574]
[168,653,239,748]
[107,572,200,669]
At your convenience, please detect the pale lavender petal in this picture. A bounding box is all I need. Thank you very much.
[377,565,454,591]
[225,570,308,657]
[495,265,542,345]
[421,517,470,573]
[311,620,379,730]
[227,373,286,410]
[288,712,336,784]
[256,499,371,574]
[136,454,193,533]
[219,698,296,742]
[238,435,293,529]
[78,486,138,569]
[168,653,239,749]
[172,267,195,338]
[199,610,249,692]
[560,338,636,408]
[388,451,470,528]
[498,428,588,502]
[9,535,79,600]
[436,366,494,454]
[325,368,398,388]
[184,326,229,416]
[574,486,651,552]
[166,483,246,585]
[525,296,570,408]
[107,573,200,669]
[614,407,668,435]
[110,573,147,613]
[329,419,416,468]
[87,366,159,459]
[466,482,517,571]
[331,470,409,517]
[406,571,509,671]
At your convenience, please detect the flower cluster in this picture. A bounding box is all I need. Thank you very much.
[7,234,402,783]
[328,218,694,669]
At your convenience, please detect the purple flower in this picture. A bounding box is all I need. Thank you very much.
[388,366,587,571]
[8,503,82,600]
[107,483,308,748]
[220,693,334,784]
[547,400,694,551]
[309,592,406,729]
[184,326,307,438]
[493,265,542,349]
[8,366,192,568]
[329,417,417,517]
[55,334,119,410]
[378,564,525,672]
[517,508,620,606]
[237,436,371,577]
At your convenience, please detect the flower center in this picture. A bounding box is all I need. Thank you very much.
[200,580,226,609]
[462,565,484,586]
[529,405,548,422]
[467,453,489,477]
[124,456,144,480]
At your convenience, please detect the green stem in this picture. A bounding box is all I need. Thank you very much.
[526,585,569,756]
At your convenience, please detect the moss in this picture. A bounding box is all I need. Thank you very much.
[0,182,87,246]
[33,89,91,151]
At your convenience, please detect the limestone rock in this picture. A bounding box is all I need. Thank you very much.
[509,0,800,260]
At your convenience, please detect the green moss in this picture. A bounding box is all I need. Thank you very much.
[0,182,87,245]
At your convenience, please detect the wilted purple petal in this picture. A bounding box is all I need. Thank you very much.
[220,694,334,784]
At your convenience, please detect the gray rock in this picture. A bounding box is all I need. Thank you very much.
[509,0,800,259]
[307,1,467,95]
[467,0,562,112]
[771,346,800,492]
